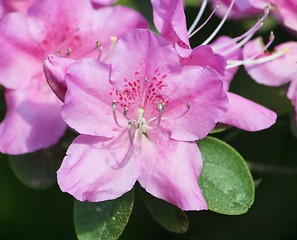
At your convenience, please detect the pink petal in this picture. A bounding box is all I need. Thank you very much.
[62,59,119,138]
[210,36,243,90]
[57,133,140,202]
[162,66,228,141]
[0,85,66,154]
[0,13,43,89]
[276,0,297,32]
[151,0,190,49]
[91,0,117,8]
[138,130,207,211]
[220,92,277,131]
[43,54,76,102]
[1,0,33,14]
[180,45,227,76]
[243,38,297,86]
[109,29,182,91]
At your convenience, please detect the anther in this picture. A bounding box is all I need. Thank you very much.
[158,102,165,112]
[123,107,128,116]
[66,48,72,56]
[145,77,149,83]
[187,102,191,109]
[127,121,134,145]
[96,41,103,60]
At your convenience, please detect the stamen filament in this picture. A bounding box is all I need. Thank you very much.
[202,0,235,45]
[189,3,221,39]
[213,5,270,52]
[112,100,124,128]
[188,0,208,35]
[138,108,145,139]
[227,49,285,69]
[103,36,118,61]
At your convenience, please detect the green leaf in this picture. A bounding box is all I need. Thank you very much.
[9,144,65,190]
[74,189,134,240]
[139,188,189,233]
[198,137,254,215]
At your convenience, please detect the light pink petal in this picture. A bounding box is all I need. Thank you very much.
[91,0,117,8]
[243,39,297,86]
[110,29,182,91]
[0,13,43,89]
[151,0,190,49]
[276,0,297,32]
[138,130,207,211]
[57,133,140,202]
[180,45,227,76]
[0,85,66,154]
[210,36,243,90]
[62,59,120,137]
[220,92,276,131]
[162,66,228,141]
[43,54,76,102]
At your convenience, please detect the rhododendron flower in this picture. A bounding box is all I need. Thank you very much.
[151,0,276,131]
[243,38,297,122]
[0,0,147,154]
[57,29,228,211]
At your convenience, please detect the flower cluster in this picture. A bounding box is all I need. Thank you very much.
[0,0,295,216]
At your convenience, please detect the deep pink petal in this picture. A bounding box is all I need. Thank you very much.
[243,39,297,86]
[62,59,120,137]
[180,45,227,76]
[44,54,76,102]
[1,0,33,14]
[138,130,207,211]
[110,29,182,91]
[220,92,277,131]
[57,133,140,202]
[151,0,190,49]
[91,0,117,8]
[0,85,66,154]
[162,66,228,141]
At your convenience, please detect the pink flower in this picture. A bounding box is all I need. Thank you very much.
[0,0,147,154]
[243,38,297,122]
[151,0,276,132]
[57,29,228,211]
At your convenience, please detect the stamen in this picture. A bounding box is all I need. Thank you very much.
[188,0,208,35]
[112,100,124,128]
[214,5,270,52]
[96,41,103,60]
[150,102,165,129]
[138,108,145,139]
[189,3,221,39]
[103,36,118,61]
[202,0,235,45]
[127,121,134,145]
[227,49,286,69]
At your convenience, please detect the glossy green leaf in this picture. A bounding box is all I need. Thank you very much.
[9,144,65,190]
[140,188,189,233]
[198,137,254,215]
[74,189,134,240]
